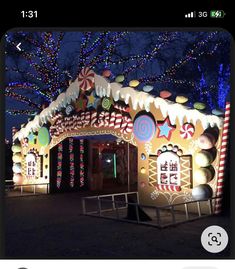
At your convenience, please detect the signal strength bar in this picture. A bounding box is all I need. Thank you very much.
[185,11,196,18]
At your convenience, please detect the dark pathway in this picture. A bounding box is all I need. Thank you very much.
[4,192,231,258]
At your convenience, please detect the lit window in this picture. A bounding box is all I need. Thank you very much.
[157,151,180,186]
[26,153,37,177]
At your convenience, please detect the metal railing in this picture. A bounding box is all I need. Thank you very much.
[82,191,139,214]
[5,183,50,196]
[82,192,219,228]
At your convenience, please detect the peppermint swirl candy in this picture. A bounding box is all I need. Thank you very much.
[65,105,74,115]
[180,123,195,139]
[78,67,95,91]
[102,97,112,111]
[133,115,156,142]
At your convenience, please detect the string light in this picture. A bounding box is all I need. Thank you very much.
[5,90,41,109]
[218,63,230,109]
[5,31,230,118]
[87,32,128,68]
[78,32,92,70]
[56,142,63,189]
[6,32,67,110]
[6,110,38,116]
[139,32,219,84]
[79,139,85,187]
[122,32,178,75]
[69,138,75,188]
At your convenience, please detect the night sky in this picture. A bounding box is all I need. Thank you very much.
[4,31,232,141]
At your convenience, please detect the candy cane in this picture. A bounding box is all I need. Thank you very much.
[83,111,91,128]
[91,111,97,127]
[72,115,77,130]
[109,112,116,128]
[104,112,110,127]
[114,104,130,112]
[120,116,133,134]
[120,117,128,133]
[124,117,133,134]
[94,111,105,127]
[215,101,230,214]
[76,115,82,129]
[114,113,122,129]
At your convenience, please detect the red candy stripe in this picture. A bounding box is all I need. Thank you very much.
[215,102,230,214]
[156,185,181,192]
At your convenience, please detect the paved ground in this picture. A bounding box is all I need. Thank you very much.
[4,192,231,259]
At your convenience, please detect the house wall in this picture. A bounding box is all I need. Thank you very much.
[13,88,223,209]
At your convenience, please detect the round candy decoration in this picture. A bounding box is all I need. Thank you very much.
[167,144,173,151]
[176,95,188,104]
[143,85,154,93]
[12,153,22,163]
[13,163,22,173]
[180,123,195,139]
[141,153,146,160]
[177,149,183,156]
[160,90,172,99]
[102,69,111,78]
[129,80,140,88]
[11,144,21,153]
[192,184,213,200]
[102,97,113,111]
[194,168,213,185]
[115,74,125,83]
[133,115,156,143]
[78,67,95,92]
[13,173,23,184]
[195,151,213,167]
[212,108,224,116]
[38,127,50,147]
[193,102,206,110]
[65,105,74,116]
[140,167,146,174]
[198,133,216,150]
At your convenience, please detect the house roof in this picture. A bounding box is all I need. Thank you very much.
[13,72,224,142]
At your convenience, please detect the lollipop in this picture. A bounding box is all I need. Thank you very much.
[133,115,156,142]
[78,67,95,91]
[180,123,195,139]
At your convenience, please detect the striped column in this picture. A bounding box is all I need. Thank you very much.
[215,102,230,214]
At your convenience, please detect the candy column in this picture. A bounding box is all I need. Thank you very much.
[215,101,230,214]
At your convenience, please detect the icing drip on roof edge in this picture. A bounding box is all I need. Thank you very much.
[13,74,224,141]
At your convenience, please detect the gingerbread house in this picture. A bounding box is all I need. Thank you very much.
[11,67,229,213]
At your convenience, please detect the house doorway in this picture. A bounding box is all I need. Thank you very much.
[49,135,137,194]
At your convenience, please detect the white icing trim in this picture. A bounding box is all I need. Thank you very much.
[13,73,224,141]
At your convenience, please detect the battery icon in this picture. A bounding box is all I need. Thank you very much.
[210,10,225,18]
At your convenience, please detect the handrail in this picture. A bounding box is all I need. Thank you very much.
[9,183,49,187]
[83,191,138,199]
[82,193,220,228]
[83,195,219,210]
[5,183,50,196]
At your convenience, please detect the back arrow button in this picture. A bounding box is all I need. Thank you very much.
[16,43,22,51]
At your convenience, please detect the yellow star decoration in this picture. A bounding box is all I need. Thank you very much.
[87,93,95,106]
[87,91,100,109]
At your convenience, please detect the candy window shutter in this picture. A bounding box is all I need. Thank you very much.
[179,155,193,189]
[149,155,158,187]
